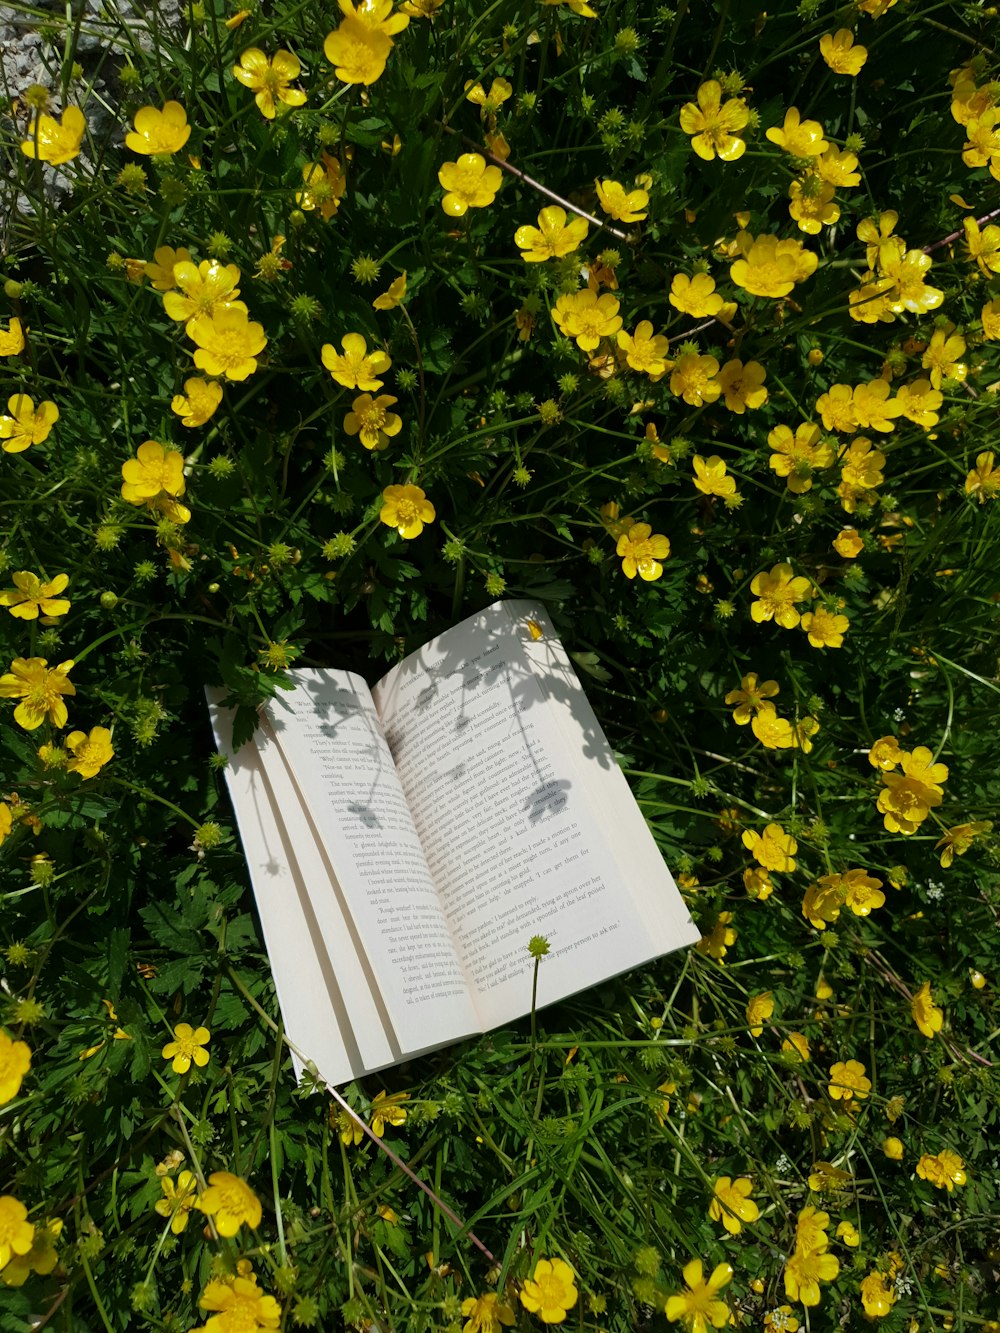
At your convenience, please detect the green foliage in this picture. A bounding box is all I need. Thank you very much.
[1,0,1000,1329]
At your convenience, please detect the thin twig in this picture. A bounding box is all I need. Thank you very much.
[922,206,1000,254]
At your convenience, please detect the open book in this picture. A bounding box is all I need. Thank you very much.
[208,600,699,1086]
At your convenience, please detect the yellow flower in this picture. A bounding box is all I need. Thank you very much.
[519,1256,578,1325]
[0,803,11,846]
[782,1031,810,1062]
[746,992,774,1036]
[750,563,811,629]
[742,823,797,873]
[0,318,26,357]
[595,178,648,222]
[788,178,840,237]
[369,1088,410,1135]
[0,1031,31,1105]
[833,528,863,558]
[171,377,224,428]
[911,981,943,1039]
[461,1292,516,1333]
[724,673,779,725]
[935,820,993,867]
[20,105,86,164]
[768,422,834,493]
[541,0,597,15]
[297,154,347,219]
[616,523,670,581]
[125,101,192,155]
[982,299,1000,340]
[763,1307,799,1333]
[323,16,393,84]
[373,272,408,309]
[551,289,622,351]
[800,604,849,649]
[189,307,267,381]
[617,321,670,378]
[380,485,434,539]
[836,1220,861,1247]
[402,0,444,14]
[0,658,75,730]
[816,383,857,433]
[162,260,244,323]
[838,436,885,512]
[344,393,402,450]
[0,1198,34,1271]
[665,1258,733,1333]
[679,80,749,162]
[877,746,948,835]
[744,866,774,900]
[154,1171,198,1234]
[232,48,307,119]
[193,1274,281,1331]
[0,394,59,453]
[121,441,186,504]
[162,1022,211,1074]
[669,273,724,318]
[816,146,861,188]
[0,572,70,620]
[696,911,737,962]
[515,206,589,262]
[921,326,967,389]
[868,735,904,771]
[750,705,796,749]
[963,216,1000,276]
[65,726,114,779]
[196,1172,262,1235]
[321,332,391,389]
[819,30,868,75]
[895,379,942,430]
[965,451,1000,503]
[730,234,818,298]
[719,359,767,413]
[859,1272,896,1319]
[783,1248,839,1307]
[438,152,503,216]
[671,355,721,407]
[827,1059,871,1102]
[339,0,410,37]
[842,868,884,916]
[883,1137,904,1160]
[465,77,513,117]
[709,1178,760,1235]
[144,245,194,290]
[766,107,829,157]
[0,1217,62,1287]
[916,1149,967,1191]
[801,876,846,931]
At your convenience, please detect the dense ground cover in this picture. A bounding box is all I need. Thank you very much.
[1,0,999,1328]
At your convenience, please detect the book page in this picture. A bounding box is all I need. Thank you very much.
[263,671,480,1054]
[372,602,699,1029]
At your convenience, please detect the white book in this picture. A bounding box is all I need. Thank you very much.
[208,600,699,1087]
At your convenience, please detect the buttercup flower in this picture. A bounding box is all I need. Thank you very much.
[782,1248,839,1307]
[344,393,402,450]
[665,1258,733,1332]
[196,1172,262,1235]
[691,454,738,498]
[782,1031,810,1062]
[617,321,669,378]
[679,80,749,162]
[465,77,513,117]
[380,485,434,539]
[515,207,589,262]
[768,423,834,493]
[125,101,191,155]
[0,1031,31,1104]
[833,528,863,558]
[519,1256,578,1324]
[0,658,75,730]
[0,394,59,453]
[162,1022,211,1074]
[0,319,26,357]
[842,868,885,916]
[171,378,224,428]
[551,289,622,351]
[438,153,503,216]
[66,726,114,779]
[0,804,11,847]
[144,245,194,290]
[616,523,670,581]
[671,355,721,406]
[0,1217,61,1287]
[763,1307,799,1333]
[20,106,86,164]
[121,441,186,504]
[189,308,267,381]
[323,17,393,85]
[935,820,993,867]
[541,0,598,16]
[322,332,391,390]
[0,572,70,620]
[340,0,410,37]
[800,604,849,649]
[746,992,774,1036]
[877,746,948,835]
[725,673,779,724]
[669,273,724,317]
[719,359,767,413]
[916,1149,967,1191]
[730,234,818,298]
[921,326,967,389]
[895,379,942,430]
[750,705,796,749]
[868,735,903,770]
[911,981,943,1039]
[982,299,1000,340]
[828,1059,871,1102]
[162,260,244,323]
[819,30,868,75]
[709,1178,760,1235]
[883,1137,904,1160]
[461,1292,515,1333]
[750,563,812,629]
[742,823,797,873]
[0,1198,34,1270]
[859,1272,896,1318]
[795,1206,831,1253]
[766,107,829,157]
[232,48,307,119]
[401,0,444,14]
[816,146,861,188]
[297,154,347,219]
[838,437,886,513]
[193,1273,281,1331]
[802,876,846,930]
[816,383,857,433]
[836,1221,860,1247]
[154,1171,198,1234]
[788,179,839,235]
[696,911,737,961]
[373,272,407,309]
[595,178,648,222]
[965,451,1000,502]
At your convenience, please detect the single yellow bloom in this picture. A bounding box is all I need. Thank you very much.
[741,822,797,872]
[460,1291,515,1332]
[66,726,114,779]
[916,1149,967,1191]
[438,153,503,216]
[121,441,186,504]
[189,307,267,381]
[724,672,779,725]
[154,1171,198,1234]
[692,454,735,496]
[616,523,670,582]
[0,1030,31,1105]
[171,377,223,428]
[162,260,244,323]
[344,393,402,450]
[819,30,868,76]
[859,1271,896,1318]
[766,107,829,157]
[541,0,597,14]
[965,451,1000,503]
[338,0,410,38]
[0,657,75,730]
[401,0,444,15]
[679,80,749,161]
[369,1088,410,1134]
[0,394,59,453]
[515,206,588,262]
[0,571,70,620]
[788,179,840,234]
[696,911,737,962]
[665,1258,733,1332]
[833,528,863,558]
[373,272,407,309]
[0,1197,35,1271]
[617,320,669,378]
[669,272,724,318]
[749,563,812,629]
[0,1217,62,1287]
[144,245,194,290]
[671,354,721,407]
[195,1171,262,1235]
[379,486,434,539]
[324,16,393,84]
[520,1256,579,1324]
[782,1031,810,1062]
[161,1022,211,1074]
[730,233,818,298]
[321,332,391,390]
[232,48,307,119]
[827,1058,871,1102]
[719,359,767,413]
[0,318,26,357]
[197,1274,281,1329]
[125,101,192,155]
[935,820,993,867]
[709,1177,760,1235]
[981,298,1000,340]
[465,77,513,116]
[595,178,648,222]
[551,289,622,351]
[800,604,850,649]
[883,1137,904,1160]
[20,105,86,164]
[746,991,774,1036]
[836,1220,861,1247]
[911,981,943,1039]
[768,422,834,493]
[783,1248,839,1307]
[750,705,796,750]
